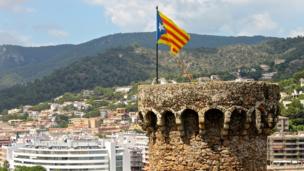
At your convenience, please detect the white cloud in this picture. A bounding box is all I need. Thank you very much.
[47,29,69,38]
[84,0,304,37]
[221,0,250,5]
[238,13,278,36]
[0,30,32,45]
[289,27,304,38]
[85,0,157,31]
[33,25,69,39]
[0,0,33,13]
[0,30,59,47]
[84,0,231,33]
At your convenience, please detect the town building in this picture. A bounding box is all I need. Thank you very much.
[5,135,131,171]
[129,148,143,171]
[261,72,277,80]
[0,137,10,147]
[69,117,101,129]
[8,120,23,126]
[0,146,8,166]
[115,86,132,93]
[282,100,292,109]
[109,132,149,169]
[267,132,304,170]
[276,116,289,132]
[8,108,21,115]
[300,78,304,87]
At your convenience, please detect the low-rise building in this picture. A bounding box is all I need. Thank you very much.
[109,132,149,169]
[8,120,23,126]
[69,117,101,129]
[8,109,21,115]
[267,132,304,170]
[300,78,304,87]
[261,72,277,80]
[0,146,8,167]
[282,101,292,109]
[115,86,132,93]
[99,125,121,134]
[129,148,143,171]
[0,137,10,147]
[276,116,289,132]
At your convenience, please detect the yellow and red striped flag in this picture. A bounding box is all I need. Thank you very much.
[157,10,190,55]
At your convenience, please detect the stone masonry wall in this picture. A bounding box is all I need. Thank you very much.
[138,81,280,171]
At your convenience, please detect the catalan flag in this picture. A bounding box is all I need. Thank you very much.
[157,10,190,55]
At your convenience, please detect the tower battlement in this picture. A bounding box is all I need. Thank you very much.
[138,81,280,171]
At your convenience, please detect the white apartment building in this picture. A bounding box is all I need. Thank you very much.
[6,137,130,171]
[109,132,149,167]
[267,132,304,170]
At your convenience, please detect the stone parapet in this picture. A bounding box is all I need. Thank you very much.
[137,81,280,171]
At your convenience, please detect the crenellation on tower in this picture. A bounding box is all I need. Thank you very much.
[138,81,280,171]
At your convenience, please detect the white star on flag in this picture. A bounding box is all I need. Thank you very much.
[159,24,165,31]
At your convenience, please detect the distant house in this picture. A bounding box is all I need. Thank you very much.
[275,116,289,132]
[22,105,32,112]
[8,108,21,115]
[234,78,254,82]
[280,92,288,101]
[197,77,210,82]
[260,64,270,71]
[274,59,285,65]
[300,100,304,107]
[28,111,39,119]
[300,78,304,87]
[115,86,132,93]
[152,77,177,85]
[282,100,292,108]
[82,90,94,97]
[261,72,277,80]
[292,89,299,97]
[50,103,60,111]
[8,120,23,126]
[73,101,90,110]
[210,75,221,80]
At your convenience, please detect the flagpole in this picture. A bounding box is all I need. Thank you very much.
[156,6,159,84]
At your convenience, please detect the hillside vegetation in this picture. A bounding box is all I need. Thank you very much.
[0,33,272,90]
[279,69,304,131]
[1,36,304,111]
[0,47,154,110]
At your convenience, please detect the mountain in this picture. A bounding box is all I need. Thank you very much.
[0,32,272,89]
[0,47,155,110]
[2,36,304,111]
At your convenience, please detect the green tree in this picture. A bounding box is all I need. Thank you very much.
[3,160,10,169]
[54,115,69,128]
[284,99,304,116]
[14,166,46,171]
[62,104,77,111]
[30,103,50,111]
[1,113,29,122]
[84,108,100,118]
[1,109,8,115]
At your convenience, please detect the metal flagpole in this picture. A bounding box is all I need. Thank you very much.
[156,6,159,84]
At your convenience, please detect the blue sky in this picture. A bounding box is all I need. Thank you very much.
[1,0,304,46]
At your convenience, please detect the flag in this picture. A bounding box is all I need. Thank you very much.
[157,10,190,55]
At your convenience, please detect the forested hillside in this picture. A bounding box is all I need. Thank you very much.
[1,36,304,111]
[0,47,154,110]
[0,32,272,90]
[279,69,304,131]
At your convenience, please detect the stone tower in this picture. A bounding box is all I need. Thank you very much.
[137,81,280,171]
